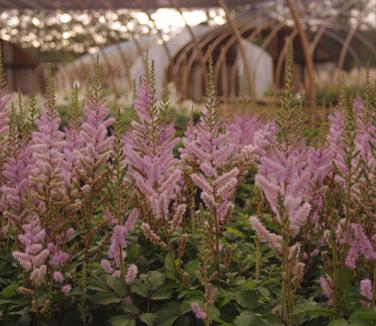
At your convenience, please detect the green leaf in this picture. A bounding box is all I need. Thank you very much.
[151,287,173,300]
[106,276,127,297]
[164,255,178,280]
[122,304,140,314]
[234,312,281,326]
[155,302,183,326]
[1,284,18,298]
[87,275,108,292]
[127,245,140,263]
[349,309,376,325]
[90,292,122,305]
[224,227,244,240]
[235,289,258,310]
[140,313,156,326]
[234,311,255,326]
[131,280,149,298]
[183,260,200,282]
[147,271,165,291]
[292,299,332,325]
[327,319,350,326]
[208,305,221,322]
[110,315,136,326]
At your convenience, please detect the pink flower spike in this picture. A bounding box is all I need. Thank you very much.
[360,279,373,308]
[191,303,207,320]
[101,259,113,274]
[61,284,72,296]
[125,264,138,285]
[53,271,64,283]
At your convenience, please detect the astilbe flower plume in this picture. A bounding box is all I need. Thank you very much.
[249,44,311,326]
[75,78,114,189]
[191,302,207,320]
[344,223,376,270]
[318,92,376,310]
[123,62,185,279]
[63,85,85,197]
[250,144,312,326]
[226,115,263,152]
[226,115,274,179]
[320,275,334,305]
[251,146,312,240]
[101,208,139,282]
[360,279,373,308]
[72,80,116,288]
[252,122,277,161]
[1,147,32,227]
[0,55,10,169]
[29,73,68,217]
[13,217,49,285]
[181,54,242,273]
[27,73,74,278]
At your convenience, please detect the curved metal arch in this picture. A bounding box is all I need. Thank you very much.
[214,20,276,97]
[176,8,264,97]
[310,0,357,52]
[334,25,376,64]
[173,13,249,95]
[336,3,371,88]
[172,7,269,98]
[191,12,269,97]
[211,19,271,92]
[169,0,203,82]
[228,20,279,93]
[323,30,361,67]
[196,15,271,97]
[217,0,252,95]
[170,0,212,97]
[274,28,362,90]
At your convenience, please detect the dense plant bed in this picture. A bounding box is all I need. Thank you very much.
[1,50,376,326]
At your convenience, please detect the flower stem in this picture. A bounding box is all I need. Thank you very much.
[162,216,180,279]
[33,282,41,326]
[214,212,220,274]
[255,235,261,281]
[371,263,376,307]
[281,222,293,326]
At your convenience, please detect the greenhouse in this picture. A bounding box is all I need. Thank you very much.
[0,1,376,326]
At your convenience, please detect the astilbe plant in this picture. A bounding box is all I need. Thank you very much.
[0,54,10,175]
[123,62,185,279]
[249,45,312,326]
[0,102,33,234]
[319,87,376,313]
[101,104,139,286]
[181,53,251,273]
[71,64,115,323]
[5,51,376,326]
[13,217,49,325]
[27,72,74,298]
[63,85,85,197]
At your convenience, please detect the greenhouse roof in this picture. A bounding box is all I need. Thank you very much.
[0,0,253,10]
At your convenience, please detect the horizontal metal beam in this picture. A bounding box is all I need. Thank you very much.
[0,0,256,10]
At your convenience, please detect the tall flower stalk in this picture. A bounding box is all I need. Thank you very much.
[181,51,240,273]
[124,61,185,279]
[74,63,114,323]
[250,45,310,326]
[101,104,139,285]
[13,217,50,326]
